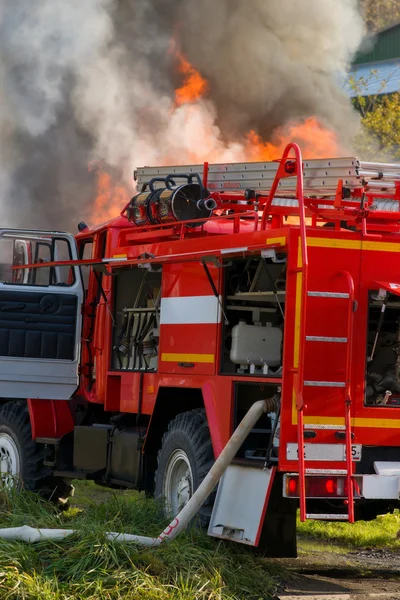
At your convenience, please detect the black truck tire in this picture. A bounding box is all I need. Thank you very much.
[0,401,72,503]
[154,408,214,526]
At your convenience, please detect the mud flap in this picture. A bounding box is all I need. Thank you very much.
[208,464,276,547]
[256,472,297,557]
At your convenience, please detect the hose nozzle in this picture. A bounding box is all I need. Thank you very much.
[197,197,217,211]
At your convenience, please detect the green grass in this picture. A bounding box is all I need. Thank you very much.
[298,511,400,550]
[0,483,280,600]
[297,538,352,555]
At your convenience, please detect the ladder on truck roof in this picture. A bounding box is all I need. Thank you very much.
[134,151,400,234]
[135,156,400,203]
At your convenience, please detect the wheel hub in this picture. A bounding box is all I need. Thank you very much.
[0,434,20,488]
[177,474,191,506]
[163,449,193,516]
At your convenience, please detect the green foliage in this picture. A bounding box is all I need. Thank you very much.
[355,93,400,159]
[0,485,279,600]
[349,70,400,159]
[298,511,400,550]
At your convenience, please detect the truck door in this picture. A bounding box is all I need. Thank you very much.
[0,229,83,400]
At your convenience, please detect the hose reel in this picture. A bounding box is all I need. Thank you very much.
[127,173,216,227]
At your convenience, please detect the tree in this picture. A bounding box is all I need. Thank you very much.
[355,93,400,159]
[350,72,400,159]
[359,0,400,32]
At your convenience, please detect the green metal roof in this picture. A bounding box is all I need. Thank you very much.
[354,22,400,65]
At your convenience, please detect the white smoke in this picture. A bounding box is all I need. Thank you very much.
[0,1,114,135]
[0,0,365,230]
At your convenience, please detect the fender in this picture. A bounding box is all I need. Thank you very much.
[143,377,233,460]
[27,399,74,440]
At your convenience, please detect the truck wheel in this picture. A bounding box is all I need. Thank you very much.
[0,401,72,503]
[154,408,214,526]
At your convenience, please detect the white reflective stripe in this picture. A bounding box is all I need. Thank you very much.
[306,514,349,520]
[305,336,348,343]
[304,380,345,387]
[220,246,248,254]
[304,424,346,430]
[305,469,347,474]
[160,295,221,325]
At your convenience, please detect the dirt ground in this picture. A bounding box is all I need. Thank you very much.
[273,539,400,599]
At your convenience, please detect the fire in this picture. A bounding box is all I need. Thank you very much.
[92,168,129,224]
[246,117,342,161]
[171,49,341,161]
[90,50,343,222]
[174,50,209,106]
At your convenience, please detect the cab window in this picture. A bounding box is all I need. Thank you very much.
[0,232,74,286]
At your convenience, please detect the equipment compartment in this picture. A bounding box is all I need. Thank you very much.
[221,254,286,376]
[112,268,161,371]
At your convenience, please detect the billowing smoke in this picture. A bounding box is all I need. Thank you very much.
[166,0,365,142]
[0,0,364,231]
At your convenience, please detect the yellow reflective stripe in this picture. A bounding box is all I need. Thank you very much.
[266,237,286,246]
[353,417,400,429]
[362,241,400,252]
[291,414,400,429]
[307,238,362,250]
[292,390,298,425]
[161,353,215,363]
[307,237,400,253]
[293,240,302,369]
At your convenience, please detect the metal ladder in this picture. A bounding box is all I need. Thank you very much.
[135,156,400,200]
[297,272,356,522]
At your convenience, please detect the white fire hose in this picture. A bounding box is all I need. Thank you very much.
[0,398,277,546]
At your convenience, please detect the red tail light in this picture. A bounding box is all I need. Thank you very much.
[285,475,348,498]
[288,477,298,495]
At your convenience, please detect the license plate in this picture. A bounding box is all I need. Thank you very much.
[348,444,362,461]
[286,443,362,462]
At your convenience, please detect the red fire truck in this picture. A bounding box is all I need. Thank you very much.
[1,142,400,557]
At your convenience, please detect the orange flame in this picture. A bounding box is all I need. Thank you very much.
[175,50,209,106]
[246,117,342,161]
[92,169,129,224]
